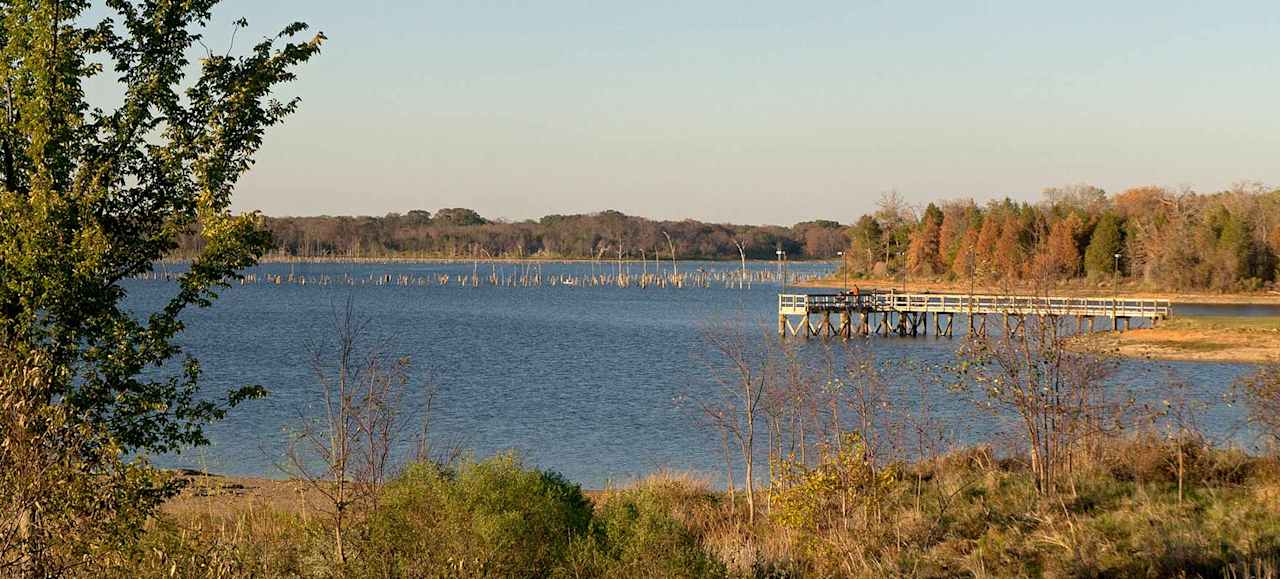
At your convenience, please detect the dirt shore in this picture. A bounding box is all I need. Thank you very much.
[1071,317,1280,364]
[798,277,1280,306]
[162,470,614,517]
[161,471,316,518]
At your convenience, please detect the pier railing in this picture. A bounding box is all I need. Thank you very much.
[779,292,1172,320]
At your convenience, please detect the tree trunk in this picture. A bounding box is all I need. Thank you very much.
[721,428,736,515]
[739,432,756,525]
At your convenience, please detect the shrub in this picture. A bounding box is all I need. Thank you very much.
[562,480,725,578]
[767,434,900,576]
[354,454,592,577]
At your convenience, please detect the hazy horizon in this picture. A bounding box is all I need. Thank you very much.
[255,180,1264,227]
[162,1,1279,224]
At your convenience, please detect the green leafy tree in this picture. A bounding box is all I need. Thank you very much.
[921,202,944,229]
[433,207,488,226]
[847,214,883,274]
[0,1,322,453]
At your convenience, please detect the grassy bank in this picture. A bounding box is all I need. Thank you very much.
[117,438,1280,578]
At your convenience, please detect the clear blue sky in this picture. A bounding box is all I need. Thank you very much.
[196,1,1278,224]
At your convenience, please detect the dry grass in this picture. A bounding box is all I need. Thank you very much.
[1164,316,1280,333]
[162,471,321,519]
[597,468,715,499]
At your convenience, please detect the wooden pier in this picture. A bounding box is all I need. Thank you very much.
[778,292,1172,339]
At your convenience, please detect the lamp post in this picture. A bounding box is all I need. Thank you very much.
[776,249,785,287]
[837,250,846,290]
[1113,252,1121,330]
[900,251,908,292]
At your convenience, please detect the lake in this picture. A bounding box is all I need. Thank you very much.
[126,261,1272,488]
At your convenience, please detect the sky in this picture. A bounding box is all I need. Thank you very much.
[167,1,1280,224]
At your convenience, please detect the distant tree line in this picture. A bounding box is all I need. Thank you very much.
[852,182,1280,292]
[191,208,850,261]
[180,182,1280,291]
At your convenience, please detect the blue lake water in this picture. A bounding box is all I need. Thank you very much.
[124,261,1273,488]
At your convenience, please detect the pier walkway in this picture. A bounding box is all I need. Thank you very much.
[778,291,1172,339]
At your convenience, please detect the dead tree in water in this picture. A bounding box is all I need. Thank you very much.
[662,230,678,277]
[732,239,749,289]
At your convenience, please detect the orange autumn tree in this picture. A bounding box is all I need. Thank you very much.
[906,213,942,276]
[1044,213,1084,279]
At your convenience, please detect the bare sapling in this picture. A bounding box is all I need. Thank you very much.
[834,341,897,466]
[1156,375,1209,504]
[769,338,823,479]
[955,308,1121,496]
[282,299,417,566]
[1242,364,1280,452]
[829,340,900,528]
[695,319,776,525]
[413,373,464,468]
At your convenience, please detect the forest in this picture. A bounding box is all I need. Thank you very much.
[197,182,1280,292]
[852,182,1280,292]
[236,208,848,262]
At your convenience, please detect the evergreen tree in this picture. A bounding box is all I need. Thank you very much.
[1084,213,1124,277]
[1217,209,1253,282]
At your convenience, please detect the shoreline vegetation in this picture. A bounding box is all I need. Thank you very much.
[157,254,837,266]
[185,184,1280,296]
[112,318,1280,577]
[149,436,1280,578]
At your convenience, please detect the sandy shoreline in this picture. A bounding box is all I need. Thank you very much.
[1070,324,1280,365]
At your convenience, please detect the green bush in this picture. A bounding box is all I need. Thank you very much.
[350,457,725,578]
[559,485,725,578]
[353,454,593,577]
